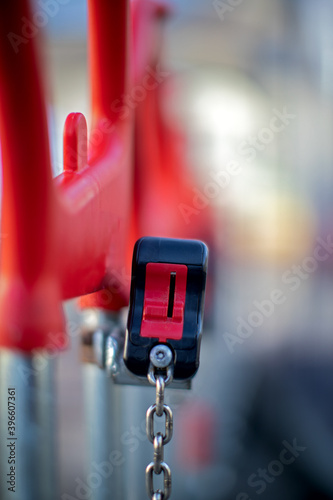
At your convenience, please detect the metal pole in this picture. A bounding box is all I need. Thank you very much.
[0,349,57,500]
[83,364,123,500]
[81,311,125,500]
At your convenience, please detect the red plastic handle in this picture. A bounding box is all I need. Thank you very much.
[0,0,132,351]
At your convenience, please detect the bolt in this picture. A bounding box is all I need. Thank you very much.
[150,344,173,369]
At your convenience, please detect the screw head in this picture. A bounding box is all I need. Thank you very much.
[150,344,173,369]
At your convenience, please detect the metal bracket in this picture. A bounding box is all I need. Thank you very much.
[80,309,191,390]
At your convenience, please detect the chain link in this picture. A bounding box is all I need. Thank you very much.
[146,345,174,500]
[146,403,173,445]
[155,377,165,416]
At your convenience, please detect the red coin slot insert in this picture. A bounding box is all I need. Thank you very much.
[140,262,188,342]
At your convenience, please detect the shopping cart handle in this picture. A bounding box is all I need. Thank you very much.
[0,0,132,352]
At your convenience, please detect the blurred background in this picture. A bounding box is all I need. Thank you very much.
[8,0,333,499]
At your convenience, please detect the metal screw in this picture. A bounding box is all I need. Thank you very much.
[150,345,173,369]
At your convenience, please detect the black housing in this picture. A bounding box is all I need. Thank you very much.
[123,236,208,380]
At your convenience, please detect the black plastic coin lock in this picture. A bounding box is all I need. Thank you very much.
[123,237,208,380]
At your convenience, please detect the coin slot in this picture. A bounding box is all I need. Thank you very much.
[167,272,176,318]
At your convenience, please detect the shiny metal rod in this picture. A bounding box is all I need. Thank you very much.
[0,349,57,500]
[83,363,123,500]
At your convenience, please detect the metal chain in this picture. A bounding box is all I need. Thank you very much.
[146,345,174,500]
